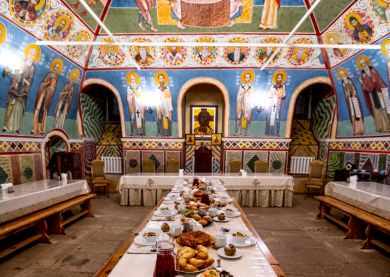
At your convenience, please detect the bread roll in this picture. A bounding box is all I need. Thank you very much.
[189,257,205,268]
[199,257,214,269]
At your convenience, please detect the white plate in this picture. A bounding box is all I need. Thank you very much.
[134,232,168,246]
[153,210,178,217]
[217,247,243,259]
[214,197,232,203]
[227,235,255,247]
[164,196,183,202]
[213,216,229,223]
[225,211,241,218]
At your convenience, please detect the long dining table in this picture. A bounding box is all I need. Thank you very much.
[102,180,285,277]
[118,173,294,208]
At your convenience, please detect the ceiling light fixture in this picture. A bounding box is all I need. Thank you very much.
[77,0,140,70]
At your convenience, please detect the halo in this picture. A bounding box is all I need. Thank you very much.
[240,70,255,83]
[325,33,339,44]
[69,69,80,81]
[24,44,41,64]
[54,15,71,31]
[76,32,90,42]
[337,67,349,80]
[346,13,363,30]
[356,55,371,71]
[272,70,287,84]
[35,0,46,10]
[154,71,168,85]
[376,0,389,8]
[50,58,64,74]
[381,39,390,57]
[0,23,6,45]
[126,72,140,85]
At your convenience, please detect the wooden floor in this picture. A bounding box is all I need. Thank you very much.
[0,194,389,276]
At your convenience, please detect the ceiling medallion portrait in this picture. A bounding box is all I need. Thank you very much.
[66,30,92,59]
[161,37,187,66]
[256,37,282,65]
[343,10,376,44]
[224,36,249,65]
[129,38,156,66]
[9,0,50,26]
[192,36,218,65]
[286,38,314,66]
[98,38,126,66]
[43,10,74,41]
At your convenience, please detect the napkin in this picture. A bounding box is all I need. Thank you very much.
[1,183,13,190]
[349,175,358,187]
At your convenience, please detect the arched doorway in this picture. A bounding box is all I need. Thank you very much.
[44,132,69,179]
[286,78,336,176]
[178,78,229,173]
[80,80,124,175]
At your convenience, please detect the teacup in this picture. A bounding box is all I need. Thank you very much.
[159,206,172,215]
[142,231,158,243]
[208,208,218,217]
[169,224,182,237]
[225,208,236,217]
[231,230,251,243]
[215,234,227,248]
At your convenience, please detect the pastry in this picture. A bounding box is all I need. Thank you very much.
[161,223,170,232]
[176,231,213,247]
[198,219,208,226]
[224,244,236,256]
[203,215,212,222]
[218,213,225,221]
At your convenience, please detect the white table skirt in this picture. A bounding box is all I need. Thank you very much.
[109,191,277,277]
[325,181,390,220]
[0,179,90,224]
[118,173,294,207]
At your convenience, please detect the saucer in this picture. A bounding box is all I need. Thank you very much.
[215,197,232,203]
[134,233,169,246]
[153,210,178,217]
[164,196,183,202]
[213,216,229,223]
[217,247,243,259]
[225,211,241,218]
[227,235,255,247]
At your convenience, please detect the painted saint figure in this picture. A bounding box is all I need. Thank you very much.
[382,39,390,85]
[265,70,287,136]
[259,0,280,29]
[48,19,67,41]
[228,0,242,27]
[338,68,364,136]
[134,45,154,66]
[235,70,255,136]
[155,72,173,136]
[54,69,79,129]
[355,55,390,132]
[31,58,63,134]
[170,0,185,29]
[227,46,245,64]
[126,72,145,136]
[348,15,373,43]
[194,108,214,135]
[2,45,40,133]
[136,0,158,32]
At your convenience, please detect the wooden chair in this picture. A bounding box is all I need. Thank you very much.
[229,160,242,173]
[166,159,179,173]
[254,160,269,173]
[142,159,156,173]
[91,160,109,198]
[304,160,325,199]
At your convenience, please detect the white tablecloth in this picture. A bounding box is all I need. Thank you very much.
[109,191,277,276]
[0,179,90,224]
[325,181,390,220]
[118,173,294,207]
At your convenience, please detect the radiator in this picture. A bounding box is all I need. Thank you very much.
[102,156,123,174]
[289,156,315,175]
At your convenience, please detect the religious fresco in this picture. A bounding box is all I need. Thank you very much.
[0,18,82,138]
[0,1,93,67]
[66,30,92,59]
[9,0,50,25]
[322,0,389,67]
[332,37,390,137]
[85,67,328,137]
[88,34,324,69]
[98,38,126,66]
[105,0,316,33]
[63,0,105,30]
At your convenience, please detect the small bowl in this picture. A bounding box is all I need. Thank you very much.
[225,208,236,217]
[159,207,172,215]
[231,231,251,243]
[142,231,158,242]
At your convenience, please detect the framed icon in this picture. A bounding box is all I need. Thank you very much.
[185,134,195,145]
[191,105,217,136]
[211,133,222,145]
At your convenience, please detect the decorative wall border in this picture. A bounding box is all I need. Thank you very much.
[122,138,185,150]
[326,138,390,152]
[223,138,291,150]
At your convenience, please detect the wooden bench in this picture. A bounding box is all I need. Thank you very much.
[314,195,390,253]
[0,193,96,259]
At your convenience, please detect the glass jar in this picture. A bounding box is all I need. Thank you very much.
[153,241,177,277]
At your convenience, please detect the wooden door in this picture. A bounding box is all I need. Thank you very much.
[195,146,212,173]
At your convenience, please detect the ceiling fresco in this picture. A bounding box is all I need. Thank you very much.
[0,0,387,69]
